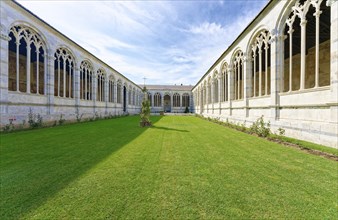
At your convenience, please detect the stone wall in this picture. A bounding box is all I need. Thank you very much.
[193,0,337,148]
[0,1,142,127]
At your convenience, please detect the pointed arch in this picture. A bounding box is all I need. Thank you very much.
[231,50,244,100]
[280,0,330,92]
[8,24,47,94]
[249,29,271,97]
[108,74,115,103]
[154,92,162,107]
[128,85,132,105]
[97,68,106,102]
[220,61,229,102]
[173,92,180,107]
[207,76,212,104]
[54,47,75,98]
[132,87,136,105]
[147,92,152,106]
[80,60,94,100]
[116,79,122,104]
[182,93,190,108]
[213,70,219,103]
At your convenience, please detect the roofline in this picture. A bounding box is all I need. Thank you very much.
[11,0,142,90]
[192,0,274,91]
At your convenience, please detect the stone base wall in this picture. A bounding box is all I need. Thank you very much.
[1,92,140,127]
[198,87,337,148]
[201,111,337,149]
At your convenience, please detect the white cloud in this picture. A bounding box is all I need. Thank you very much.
[189,22,226,36]
[17,0,268,85]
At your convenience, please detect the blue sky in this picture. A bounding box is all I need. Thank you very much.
[18,0,269,85]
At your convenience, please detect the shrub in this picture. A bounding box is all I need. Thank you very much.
[249,115,271,137]
[184,106,189,113]
[239,121,247,132]
[277,127,285,136]
[3,122,14,133]
[28,108,43,128]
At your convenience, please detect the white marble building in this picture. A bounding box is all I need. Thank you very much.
[0,0,337,148]
[0,1,143,124]
[192,0,338,148]
[144,85,194,114]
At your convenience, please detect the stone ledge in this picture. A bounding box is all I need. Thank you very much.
[279,86,330,96]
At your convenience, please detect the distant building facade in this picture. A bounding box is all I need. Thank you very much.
[144,85,194,113]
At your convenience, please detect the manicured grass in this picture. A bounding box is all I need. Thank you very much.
[1,116,337,219]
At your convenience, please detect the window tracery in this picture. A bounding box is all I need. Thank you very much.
[80,60,93,100]
[97,69,106,102]
[233,51,244,100]
[8,25,46,94]
[173,93,180,107]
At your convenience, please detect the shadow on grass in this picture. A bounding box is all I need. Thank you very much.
[150,125,189,133]
[0,116,162,219]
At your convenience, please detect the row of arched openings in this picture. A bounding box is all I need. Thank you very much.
[198,0,330,105]
[128,87,137,105]
[8,25,139,105]
[147,93,190,107]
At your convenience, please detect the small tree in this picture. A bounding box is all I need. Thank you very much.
[140,87,151,127]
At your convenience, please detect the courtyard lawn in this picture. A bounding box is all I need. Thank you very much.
[0,116,337,219]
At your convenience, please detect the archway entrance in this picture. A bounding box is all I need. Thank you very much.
[164,94,171,112]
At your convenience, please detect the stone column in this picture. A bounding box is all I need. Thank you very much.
[265,45,269,95]
[26,45,31,94]
[113,82,117,103]
[74,64,80,115]
[92,74,97,113]
[314,7,322,88]
[104,78,108,114]
[300,18,307,90]
[63,60,66,97]
[288,28,294,92]
[113,82,117,115]
[244,56,251,117]
[252,48,256,97]
[200,88,204,114]
[161,92,164,111]
[269,30,282,120]
[46,52,55,115]
[228,67,233,116]
[258,45,262,96]
[218,76,222,115]
[190,94,193,113]
[0,31,10,117]
[125,88,128,112]
[170,93,173,111]
[211,80,214,114]
[328,0,338,124]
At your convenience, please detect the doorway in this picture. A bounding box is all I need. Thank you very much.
[164,94,171,112]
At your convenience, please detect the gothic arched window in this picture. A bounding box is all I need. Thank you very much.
[8,25,46,94]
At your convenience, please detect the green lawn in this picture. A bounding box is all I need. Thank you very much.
[1,116,337,219]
